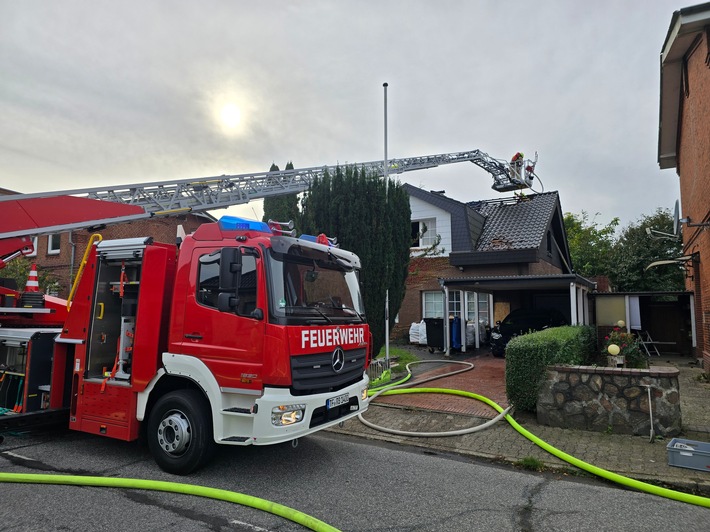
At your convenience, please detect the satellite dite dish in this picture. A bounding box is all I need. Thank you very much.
[673,199,680,235]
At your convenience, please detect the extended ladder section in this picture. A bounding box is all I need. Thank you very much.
[0,150,531,221]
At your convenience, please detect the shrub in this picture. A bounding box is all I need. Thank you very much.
[506,325,594,412]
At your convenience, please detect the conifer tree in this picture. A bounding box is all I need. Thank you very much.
[262,162,300,231]
[300,166,411,355]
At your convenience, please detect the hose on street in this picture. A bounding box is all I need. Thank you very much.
[0,471,339,532]
[364,359,710,509]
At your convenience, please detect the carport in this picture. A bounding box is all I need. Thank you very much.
[593,291,694,357]
[438,273,596,354]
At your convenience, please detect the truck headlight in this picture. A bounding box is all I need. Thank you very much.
[361,387,369,401]
[271,404,306,426]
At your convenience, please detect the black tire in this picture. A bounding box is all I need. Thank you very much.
[147,389,215,475]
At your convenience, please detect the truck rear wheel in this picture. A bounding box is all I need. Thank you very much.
[147,389,215,475]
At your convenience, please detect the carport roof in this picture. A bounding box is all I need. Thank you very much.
[439,273,596,292]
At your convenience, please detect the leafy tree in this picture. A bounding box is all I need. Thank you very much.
[300,165,411,355]
[564,211,619,278]
[262,162,300,232]
[608,209,685,292]
[0,257,61,294]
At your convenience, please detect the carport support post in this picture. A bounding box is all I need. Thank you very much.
[442,281,450,356]
[569,282,578,325]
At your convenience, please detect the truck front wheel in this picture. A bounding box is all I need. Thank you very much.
[147,389,215,475]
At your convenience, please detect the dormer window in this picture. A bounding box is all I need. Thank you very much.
[411,218,437,248]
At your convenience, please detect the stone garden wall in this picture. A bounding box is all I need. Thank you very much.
[537,365,681,436]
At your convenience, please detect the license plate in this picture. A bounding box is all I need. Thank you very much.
[327,393,349,410]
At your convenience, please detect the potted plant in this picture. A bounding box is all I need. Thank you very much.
[602,326,644,368]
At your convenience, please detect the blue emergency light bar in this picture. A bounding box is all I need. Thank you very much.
[218,216,272,233]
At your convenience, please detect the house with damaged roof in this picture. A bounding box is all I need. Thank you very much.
[396,184,595,350]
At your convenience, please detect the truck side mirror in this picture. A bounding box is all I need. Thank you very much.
[217,247,242,312]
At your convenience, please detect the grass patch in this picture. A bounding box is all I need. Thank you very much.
[515,457,546,472]
[376,346,420,368]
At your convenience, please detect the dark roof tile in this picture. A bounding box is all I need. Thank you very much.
[468,192,559,251]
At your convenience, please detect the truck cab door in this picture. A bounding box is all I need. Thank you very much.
[178,248,265,390]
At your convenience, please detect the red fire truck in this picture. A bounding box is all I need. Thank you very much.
[1,216,370,474]
[0,150,536,474]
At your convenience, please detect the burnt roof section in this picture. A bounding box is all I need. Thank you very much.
[468,191,562,252]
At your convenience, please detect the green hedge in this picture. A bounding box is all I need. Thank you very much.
[505,325,596,412]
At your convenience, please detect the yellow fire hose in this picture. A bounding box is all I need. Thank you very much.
[1,360,708,532]
[0,472,339,532]
[365,359,710,509]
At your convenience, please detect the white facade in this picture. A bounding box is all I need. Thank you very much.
[409,196,451,257]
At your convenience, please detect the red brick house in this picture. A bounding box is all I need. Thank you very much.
[397,184,595,351]
[659,2,710,368]
[0,188,214,298]
[0,188,212,297]
[25,214,213,298]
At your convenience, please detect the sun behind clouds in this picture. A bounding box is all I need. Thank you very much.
[219,103,241,130]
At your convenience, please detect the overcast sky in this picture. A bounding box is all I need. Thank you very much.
[0,1,687,229]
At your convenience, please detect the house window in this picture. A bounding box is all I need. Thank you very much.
[411,218,437,248]
[422,291,444,318]
[26,237,38,258]
[448,290,461,318]
[466,292,491,327]
[47,234,61,255]
[423,290,463,319]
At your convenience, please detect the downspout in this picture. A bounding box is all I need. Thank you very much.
[69,230,75,296]
[689,293,696,349]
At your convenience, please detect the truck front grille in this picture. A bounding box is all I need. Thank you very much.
[291,348,366,396]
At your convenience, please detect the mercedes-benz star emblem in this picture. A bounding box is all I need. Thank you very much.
[331,347,345,373]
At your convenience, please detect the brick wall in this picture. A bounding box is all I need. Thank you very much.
[394,257,453,340]
[677,33,710,369]
[30,214,208,298]
[393,255,550,341]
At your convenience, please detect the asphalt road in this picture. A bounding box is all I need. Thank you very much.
[1,428,707,531]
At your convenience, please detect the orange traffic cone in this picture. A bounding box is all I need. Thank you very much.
[20,263,44,308]
[24,264,40,293]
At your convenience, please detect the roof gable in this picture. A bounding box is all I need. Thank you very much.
[403,183,485,252]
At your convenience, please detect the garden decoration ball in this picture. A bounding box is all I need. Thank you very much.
[607,344,621,356]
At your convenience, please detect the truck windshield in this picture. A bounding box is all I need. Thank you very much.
[267,247,365,324]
